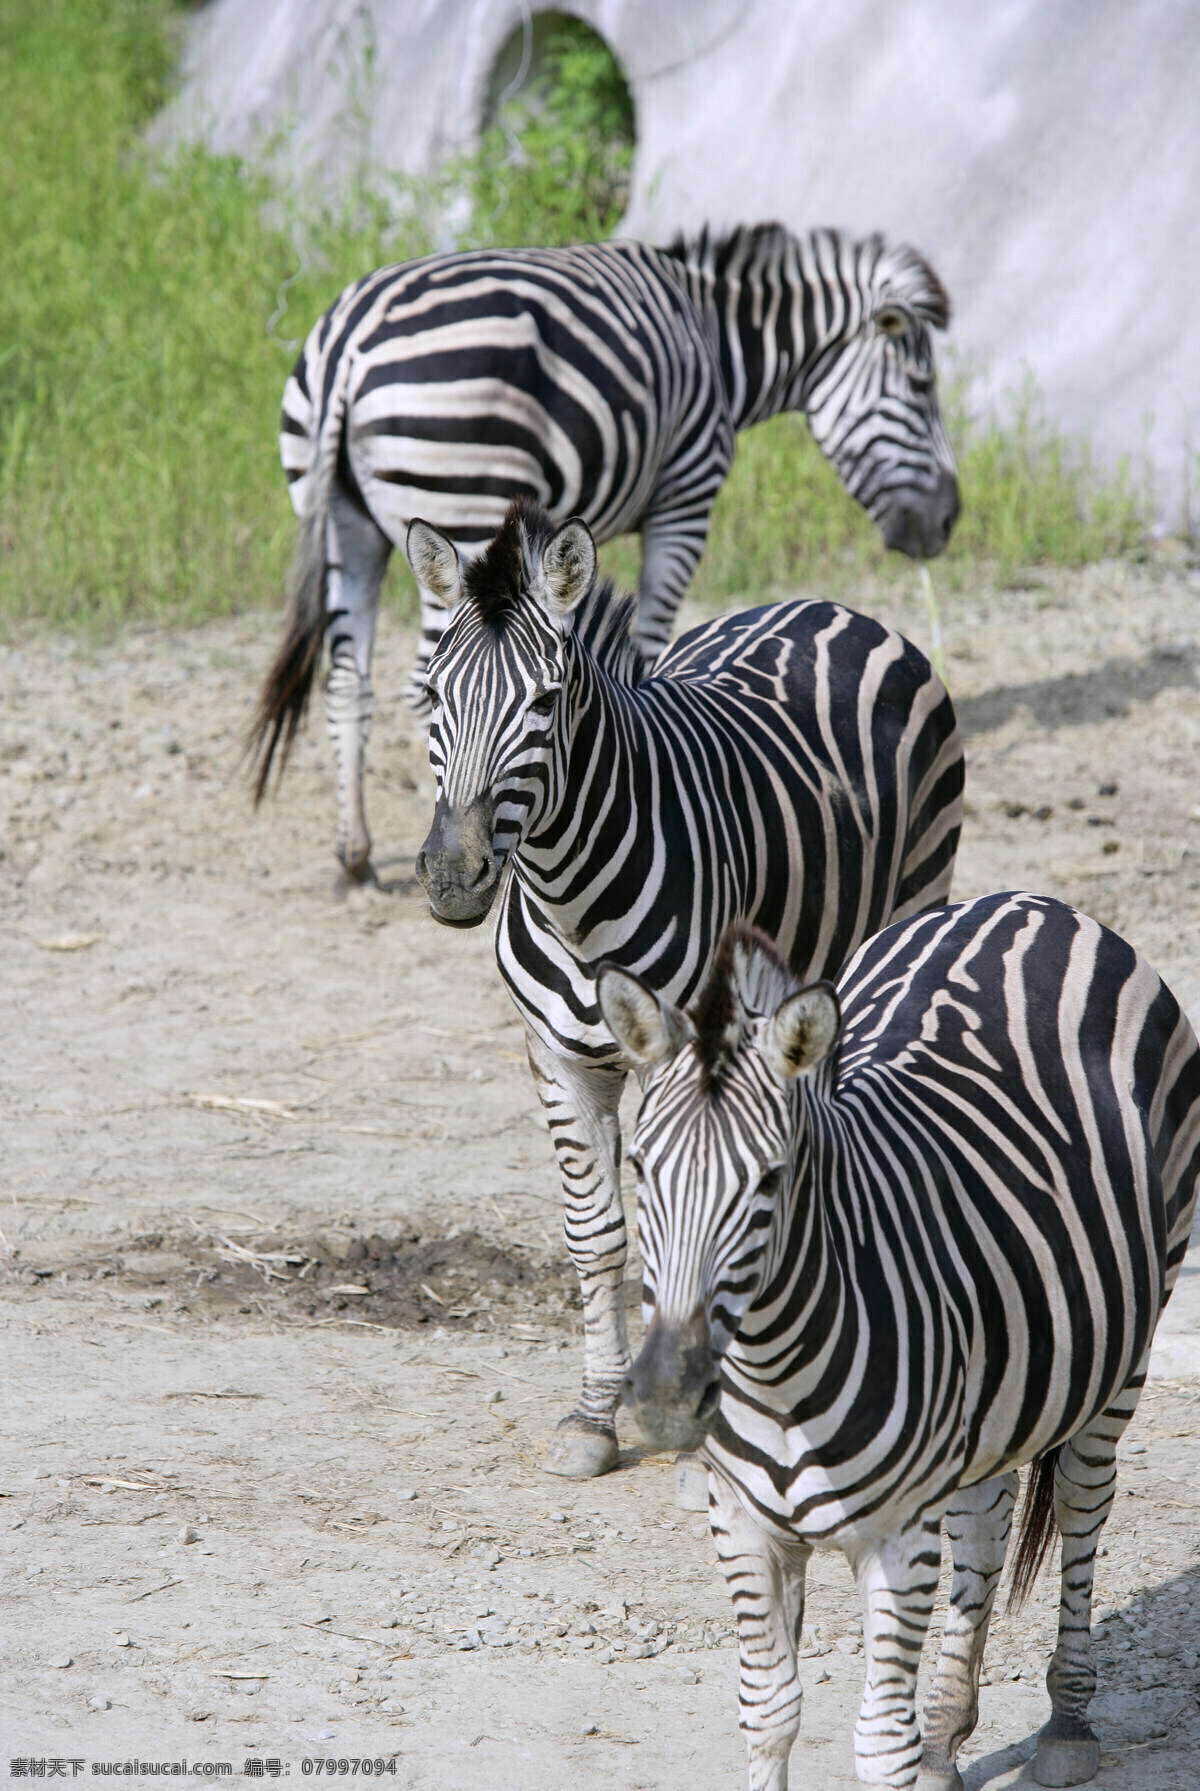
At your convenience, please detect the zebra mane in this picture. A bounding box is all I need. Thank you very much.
[463,498,647,689]
[690,924,799,1088]
[665,222,951,328]
[665,221,793,277]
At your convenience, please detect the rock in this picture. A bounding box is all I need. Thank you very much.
[395,1489,417,1502]
[675,1452,710,1511]
[49,1655,73,1669]
[112,1632,132,1648]
[597,1648,615,1664]
[26,1565,43,1576]
[814,1667,832,1684]
[178,1525,199,1544]
[630,1642,655,1660]
[835,1635,861,1655]
[89,1697,112,1711]
[34,1469,51,1480]
[548,1511,568,1524]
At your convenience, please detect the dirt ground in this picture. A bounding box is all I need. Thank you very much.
[4,554,1200,1789]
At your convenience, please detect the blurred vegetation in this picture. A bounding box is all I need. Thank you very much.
[0,0,1155,634]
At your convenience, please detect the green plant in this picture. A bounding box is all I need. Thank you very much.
[454,15,635,249]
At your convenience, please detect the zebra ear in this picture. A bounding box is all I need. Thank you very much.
[407,519,464,612]
[764,983,840,1081]
[597,963,689,1067]
[539,519,597,622]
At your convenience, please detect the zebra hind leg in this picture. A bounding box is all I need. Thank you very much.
[404,583,452,718]
[710,1473,811,1791]
[323,488,391,885]
[848,1513,942,1787]
[1034,1377,1142,1788]
[525,1032,629,1478]
[917,1473,1018,1791]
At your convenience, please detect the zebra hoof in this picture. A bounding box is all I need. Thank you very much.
[541,1423,619,1478]
[916,1768,963,1791]
[1033,1718,1100,1787]
[333,858,377,896]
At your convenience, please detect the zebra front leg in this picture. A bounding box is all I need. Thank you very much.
[1034,1379,1140,1788]
[324,487,391,883]
[526,1030,629,1477]
[848,1512,942,1787]
[710,1472,811,1791]
[918,1473,1018,1791]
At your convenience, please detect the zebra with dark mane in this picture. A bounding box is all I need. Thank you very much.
[598,898,1200,1789]
[407,496,963,1479]
[248,225,959,881]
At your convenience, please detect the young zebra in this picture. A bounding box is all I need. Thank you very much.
[598,898,1200,1790]
[248,225,958,880]
[408,497,963,1479]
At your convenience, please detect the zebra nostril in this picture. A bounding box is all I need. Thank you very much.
[696,1380,721,1424]
[468,854,494,890]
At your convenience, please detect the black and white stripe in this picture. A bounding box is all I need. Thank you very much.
[599,897,1200,1789]
[249,226,958,878]
[408,498,963,1480]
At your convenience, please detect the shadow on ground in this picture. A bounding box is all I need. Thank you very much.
[957,644,1196,737]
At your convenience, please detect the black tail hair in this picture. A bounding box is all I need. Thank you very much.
[245,503,327,804]
[1007,1451,1058,1613]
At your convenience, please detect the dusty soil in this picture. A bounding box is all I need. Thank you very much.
[4,554,1200,1789]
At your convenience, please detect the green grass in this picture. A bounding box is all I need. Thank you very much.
[0,0,1155,635]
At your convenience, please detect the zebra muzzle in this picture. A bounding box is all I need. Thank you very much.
[622,1310,721,1452]
[415,795,500,927]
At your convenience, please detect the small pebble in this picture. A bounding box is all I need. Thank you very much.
[112,1632,132,1648]
[49,1655,73,1669]
[34,1470,51,1481]
[178,1525,199,1545]
[814,1667,832,1684]
[548,1511,569,1524]
[395,1489,417,1502]
[55,1478,70,1489]
[581,1722,598,1737]
[26,1565,44,1577]
[89,1697,112,1711]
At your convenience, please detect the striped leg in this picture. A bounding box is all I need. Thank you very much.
[635,504,711,658]
[849,1513,942,1786]
[918,1473,1018,1791]
[1034,1375,1142,1788]
[526,1031,629,1477]
[404,584,451,718]
[323,488,391,882]
[710,1473,811,1791]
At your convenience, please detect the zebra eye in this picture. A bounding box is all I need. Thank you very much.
[875,306,909,338]
[528,687,558,717]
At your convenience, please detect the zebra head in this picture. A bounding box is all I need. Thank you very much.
[409,501,598,928]
[800,233,959,559]
[597,926,840,1452]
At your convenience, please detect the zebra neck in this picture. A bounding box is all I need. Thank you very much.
[675,235,865,433]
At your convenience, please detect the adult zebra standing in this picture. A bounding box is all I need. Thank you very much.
[600,899,1200,1789]
[408,496,963,1478]
[248,225,959,881]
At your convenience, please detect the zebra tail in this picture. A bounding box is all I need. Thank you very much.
[1006,1450,1058,1613]
[246,360,349,805]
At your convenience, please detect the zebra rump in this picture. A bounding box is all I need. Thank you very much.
[600,896,1200,1789]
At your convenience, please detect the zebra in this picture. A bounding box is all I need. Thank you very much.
[408,496,963,1479]
[597,897,1200,1790]
[247,224,959,882]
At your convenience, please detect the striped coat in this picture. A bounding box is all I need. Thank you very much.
[600,898,1200,1789]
